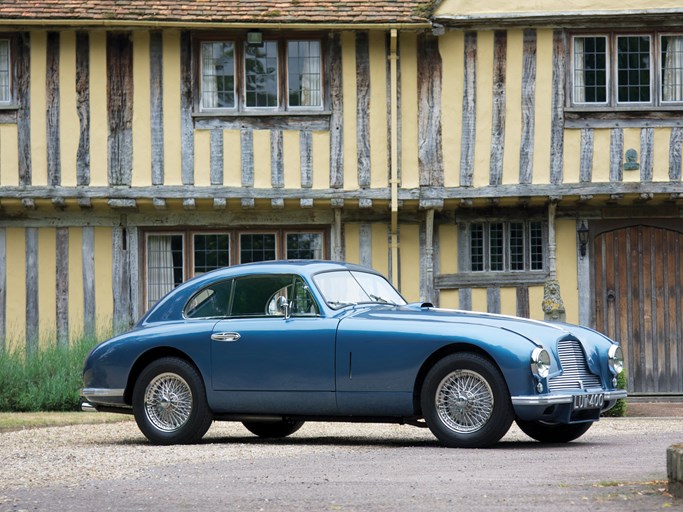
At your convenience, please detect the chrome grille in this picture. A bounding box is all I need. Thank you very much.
[548,339,602,391]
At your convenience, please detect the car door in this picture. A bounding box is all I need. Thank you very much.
[210,274,338,414]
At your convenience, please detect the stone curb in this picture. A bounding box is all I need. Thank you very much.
[668,443,683,498]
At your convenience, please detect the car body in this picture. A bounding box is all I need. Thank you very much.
[81,260,626,447]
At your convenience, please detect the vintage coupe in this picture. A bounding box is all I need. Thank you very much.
[81,261,626,448]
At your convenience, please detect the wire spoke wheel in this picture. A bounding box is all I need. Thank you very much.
[435,369,494,434]
[144,372,193,433]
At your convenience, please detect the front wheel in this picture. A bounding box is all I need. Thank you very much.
[421,353,514,448]
[515,419,593,443]
[132,357,213,445]
[242,419,304,438]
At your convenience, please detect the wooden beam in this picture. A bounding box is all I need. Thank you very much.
[610,128,624,182]
[489,31,506,186]
[107,32,133,186]
[329,32,343,189]
[460,32,477,187]
[76,31,91,186]
[55,227,69,347]
[210,128,223,185]
[112,226,130,333]
[46,31,61,187]
[271,130,284,188]
[516,286,530,318]
[579,128,594,183]
[25,228,39,354]
[180,31,194,186]
[550,30,566,185]
[437,272,548,288]
[16,32,31,187]
[241,129,254,187]
[519,29,536,185]
[300,130,313,188]
[670,127,683,181]
[356,31,371,188]
[640,127,654,182]
[150,30,164,186]
[182,198,196,210]
[82,226,96,339]
[418,33,444,188]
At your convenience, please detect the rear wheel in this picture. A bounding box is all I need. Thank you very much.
[132,357,212,445]
[421,353,513,448]
[242,419,304,438]
[515,419,593,443]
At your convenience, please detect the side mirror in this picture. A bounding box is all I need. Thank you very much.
[276,295,291,319]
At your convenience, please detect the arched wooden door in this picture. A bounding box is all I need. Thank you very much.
[594,224,683,395]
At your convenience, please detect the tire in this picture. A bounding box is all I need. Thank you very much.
[132,357,213,445]
[515,419,593,443]
[242,419,304,438]
[421,353,513,448]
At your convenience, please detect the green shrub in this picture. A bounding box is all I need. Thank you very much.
[601,371,627,417]
[0,335,102,412]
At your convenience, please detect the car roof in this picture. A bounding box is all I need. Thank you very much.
[205,260,377,278]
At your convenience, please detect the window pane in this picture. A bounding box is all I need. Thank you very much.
[573,37,607,103]
[193,234,230,275]
[489,223,504,271]
[470,224,484,272]
[147,235,184,309]
[286,233,323,259]
[617,36,650,102]
[662,35,683,102]
[529,222,544,271]
[0,40,9,103]
[288,40,322,108]
[245,41,278,108]
[201,42,235,109]
[510,223,524,271]
[240,233,276,263]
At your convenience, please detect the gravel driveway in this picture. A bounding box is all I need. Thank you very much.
[1,417,681,511]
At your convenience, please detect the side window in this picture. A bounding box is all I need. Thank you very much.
[266,277,319,316]
[184,280,233,319]
[231,275,294,317]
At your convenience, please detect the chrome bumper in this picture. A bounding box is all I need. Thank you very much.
[511,389,627,406]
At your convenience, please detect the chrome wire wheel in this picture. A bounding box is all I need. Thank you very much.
[143,372,193,433]
[435,369,494,434]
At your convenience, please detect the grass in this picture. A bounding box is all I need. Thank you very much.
[0,411,132,432]
[0,333,105,413]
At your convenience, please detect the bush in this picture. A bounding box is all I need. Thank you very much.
[0,335,102,412]
[601,371,627,417]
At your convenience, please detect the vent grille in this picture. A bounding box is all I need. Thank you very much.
[548,339,602,391]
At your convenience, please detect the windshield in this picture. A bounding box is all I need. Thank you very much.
[313,270,407,309]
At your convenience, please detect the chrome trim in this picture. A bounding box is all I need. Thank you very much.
[512,389,627,406]
[81,388,125,399]
[81,401,97,412]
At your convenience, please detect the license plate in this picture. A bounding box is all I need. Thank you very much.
[573,393,604,410]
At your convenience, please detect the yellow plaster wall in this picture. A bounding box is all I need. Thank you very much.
[438,224,458,274]
[653,128,670,182]
[439,289,459,309]
[193,130,211,186]
[223,129,241,187]
[369,31,389,189]
[90,31,108,186]
[436,0,680,16]
[38,229,56,345]
[132,30,152,187]
[60,31,79,187]
[68,227,84,338]
[283,130,301,189]
[30,31,47,187]
[592,129,611,182]
[342,31,358,190]
[532,30,553,185]
[500,287,518,316]
[163,31,182,186]
[562,129,582,184]
[529,285,545,320]
[400,33,419,189]
[399,223,420,301]
[252,130,272,188]
[0,125,18,186]
[471,288,488,312]
[473,31,494,188]
[439,31,464,188]
[344,223,360,264]
[5,228,26,349]
[502,30,524,185]
[556,219,579,324]
[312,131,330,189]
[93,227,113,332]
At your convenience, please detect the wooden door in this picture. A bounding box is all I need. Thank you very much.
[594,225,683,394]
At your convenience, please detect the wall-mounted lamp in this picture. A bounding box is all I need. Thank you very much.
[577,221,589,257]
[247,30,263,47]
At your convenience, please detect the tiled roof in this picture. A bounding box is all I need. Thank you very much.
[0,1,433,25]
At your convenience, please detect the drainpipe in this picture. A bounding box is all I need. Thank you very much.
[389,29,399,287]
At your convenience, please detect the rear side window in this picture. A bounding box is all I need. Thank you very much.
[184,280,233,319]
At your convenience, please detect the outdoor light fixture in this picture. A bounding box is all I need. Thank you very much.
[577,221,589,257]
[247,30,263,47]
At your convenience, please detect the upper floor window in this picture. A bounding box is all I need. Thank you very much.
[470,221,545,273]
[199,35,323,113]
[571,33,683,107]
[0,39,11,104]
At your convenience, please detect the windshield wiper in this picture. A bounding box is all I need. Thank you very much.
[327,300,357,308]
[367,294,397,305]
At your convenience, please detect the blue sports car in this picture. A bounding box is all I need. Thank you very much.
[81,260,626,448]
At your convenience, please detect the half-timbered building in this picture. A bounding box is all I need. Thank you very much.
[0,0,680,397]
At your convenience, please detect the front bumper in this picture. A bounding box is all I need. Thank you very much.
[80,387,128,411]
[511,389,627,423]
[511,389,627,406]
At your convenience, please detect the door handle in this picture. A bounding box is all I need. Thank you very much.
[211,332,241,342]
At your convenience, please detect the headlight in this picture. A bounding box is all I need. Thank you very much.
[608,344,624,375]
[531,348,551,379]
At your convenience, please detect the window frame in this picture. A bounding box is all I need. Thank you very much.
[569,30,683,109]
[195,32,326,114]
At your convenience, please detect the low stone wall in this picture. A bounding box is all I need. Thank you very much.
[668,444,683,498]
